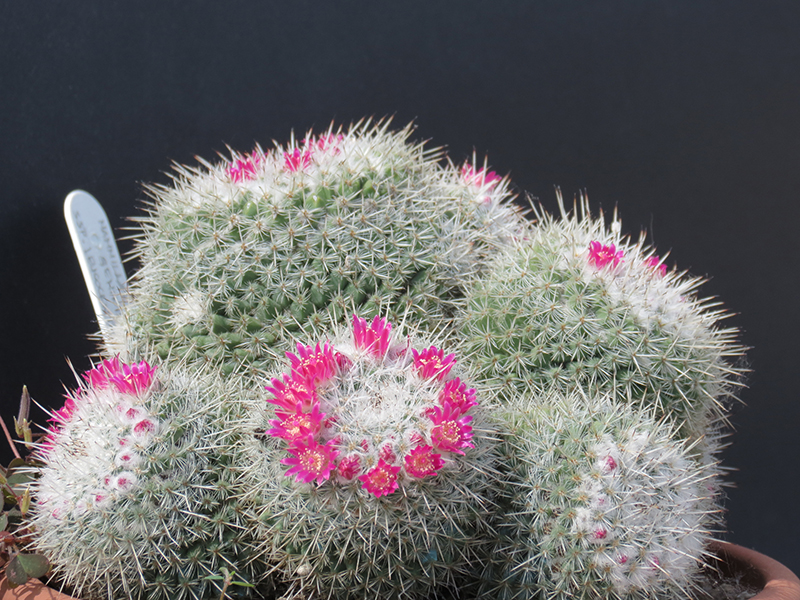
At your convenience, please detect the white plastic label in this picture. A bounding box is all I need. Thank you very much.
[64,190,127,338]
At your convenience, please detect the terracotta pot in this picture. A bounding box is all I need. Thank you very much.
[708,542,800,600]
[1,542,798,600]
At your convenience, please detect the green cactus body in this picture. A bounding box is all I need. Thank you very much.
[485,393,712,600]
[31,359,269,600]
[234,316,498,600]
[113,121,522,379]
[458,195,744,442]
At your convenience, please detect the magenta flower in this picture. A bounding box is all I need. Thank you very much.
[283,147,312,172]
[404,445,444,479]
[587,241,624,269]
[110,361,158,396]
[337,454,361,480]
[281,436,339,484]
[50,396,77,426]
[227,152,263,182]
[83,357,157,396]
[37,435,55,456]
[110,472,137,491]
[378,443,397,464]
[83,357,123,389]
[286,342,339,387]
[438,378,477,415]
[646,255,668,277]
[600,455,618,473]
[461,164,501,188]
[352,314,392,358]
[132,418,157,436]
[312,133,344,152]
[412,346,455,381]
[359,459,401,497]
[268,405,325,443]
[429,402,474,455]
[265,372,317,412]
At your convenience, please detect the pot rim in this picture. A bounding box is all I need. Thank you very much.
[709,541,800,600]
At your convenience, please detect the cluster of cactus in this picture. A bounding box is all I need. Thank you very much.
[28,122,746,600]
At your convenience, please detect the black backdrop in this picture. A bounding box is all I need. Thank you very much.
[2,0,798,576]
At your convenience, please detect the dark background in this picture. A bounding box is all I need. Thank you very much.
[2,0,798,576]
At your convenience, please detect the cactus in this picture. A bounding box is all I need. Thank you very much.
[457,194,745,442]
[233,315,498,600]
[30,358,271,600]
[111,120,523,380]
[483,392,714,600]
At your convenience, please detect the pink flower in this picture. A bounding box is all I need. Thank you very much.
[265,372,317,413]
[83,358,156,396]
[337,454,361,480]
[283,147,312,172]
[352,315,392,358]
[111,361,158,396]
[404,445,444,478]
[110,472,137,491]
[587,241,624,269]
[282,437,339,484]
[227,152,263,183]
[50,396,77,426]
[437,378,477,415]
[37,435,55,457]
[646,255,667,277]
[359,459,401,497]
[378,443,397,464]
[461,164,501,188]
[286,342,339,387]
[312,133,343,152]
[600,455,618,473]
[429,402,474,455]
[132,418,157,436]
[267,405,325,443]
[412,346,455,381]
[83,357,124,389]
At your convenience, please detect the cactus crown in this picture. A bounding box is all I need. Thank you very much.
[112,119,523,380]
[233,315,499,600]
[458,192,745,441]
[31,359,271,600]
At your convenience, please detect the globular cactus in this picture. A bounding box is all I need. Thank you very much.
[457,194,745,442]
[30,358,271,600]
[112,120,523,379]
[233,315,498,600]
[483,393,714,600]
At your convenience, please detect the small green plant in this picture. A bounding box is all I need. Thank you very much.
[1,387,50,588]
